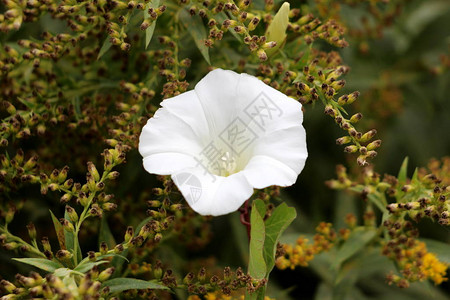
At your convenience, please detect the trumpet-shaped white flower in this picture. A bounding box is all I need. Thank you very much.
[139,69,307,216]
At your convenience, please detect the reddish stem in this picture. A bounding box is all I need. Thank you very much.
[239,200,251,240]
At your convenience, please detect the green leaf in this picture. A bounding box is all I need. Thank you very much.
[248,199,267,280]
[13,258,62,272]
[99,217,116,249]
[50,210,66,250]
[397,157,409,186]
[178,8,211,65]
[331,227,377,270]
[396,157,409,199]
[144,0,160,48]
[101,278,168,293]
[64,210,82,263]
[367,193,387,213]
[97,253,129,263]
[53,267,72,277]
[135,217,151,235]
[265,2,290,57]
[263,203,296,275]
[97,38,112,60]
[74,260,109,273]
[411,167,419,184]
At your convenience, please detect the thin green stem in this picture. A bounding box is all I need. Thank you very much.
[0,225,46,258]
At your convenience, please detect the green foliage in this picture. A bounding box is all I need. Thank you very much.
[101,278,168,293]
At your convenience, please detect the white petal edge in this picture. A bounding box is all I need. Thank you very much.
[242,155,302,189]
[143,153,198,175]
[236,72,304,134]
[251,125,308,175]
[138,105,203,158]
[171,167,254,216]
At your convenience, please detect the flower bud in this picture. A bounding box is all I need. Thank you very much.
[344,145,358,153]
[100,242,108,255]
[60,218,74,232]
[197,267,206,283]
[87,162,100,182]
[27,223,37,240]
[98,267,115,282]
[114,244,124,253]
[153,262,162,279]
[66,205,78,222]
[248,17,260,31]
[102,203,117,211]
[360,129,377,143]
[154,233,162,242]
[336,136,352,145]
[386,203,399,213]
[107,171,119,180]
[124,226,134,243]
[1,279,16,293]
[3,242,18,250]
[183,272,194,284]
[357,155,368,166]
[5,208,15,224]
[41,237,51,252]
[349,113,362,123]
[60,193,72,203]
[56,249,72,260]
[257,49,267,61]
[367,139,382,150]
[147,200,161,207]
[3,101,16,115]
[78,192,89,206]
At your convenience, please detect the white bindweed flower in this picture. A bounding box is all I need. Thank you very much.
[139,69,307,216]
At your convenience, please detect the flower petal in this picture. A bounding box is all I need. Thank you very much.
[139,92,205,174]
[243,125,307,188]
[236,73,303,135]
[194,69,241,136]
[242,155,299,188]
[143,153,197,175]
[172,168,253,216]
[160,90,210,143]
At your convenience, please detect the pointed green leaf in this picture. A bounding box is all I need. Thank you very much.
[97,253,129,263]
[64,210,75,251]
[248,199,267,280]
[331,227,377,270]
[97,38,112,60]
[53,267,72,277]
[49,210,66,250]
[368,193,387,213]
[397,157,409,186]
[411,167,419,183]
[74,260,109,273]
[265,2,290,57]
[263,203,296,275]
[179,8,211,65]
[396,157,409,199]
[144,0,160,48]
[101,278,168,293]
[64,210,82,263]
[13,258,62,272]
